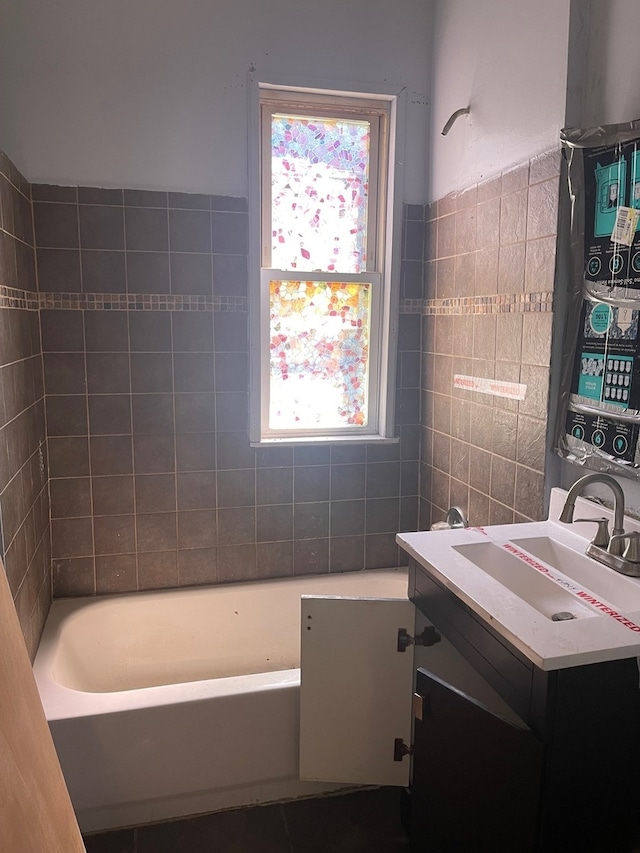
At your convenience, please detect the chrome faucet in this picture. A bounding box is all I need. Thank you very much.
[559,473,640,576]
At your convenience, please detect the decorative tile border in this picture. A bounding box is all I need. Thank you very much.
[400,298,424,314]
[0,289,552,316]
[0,287,249,312]
[0,285,40,310]
[38,292,249,311]
[423,292,554,315]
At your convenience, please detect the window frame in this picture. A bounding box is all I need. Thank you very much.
[248,76,405,446]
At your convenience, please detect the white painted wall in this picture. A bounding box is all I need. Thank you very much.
[428,0,571,201]
[581,0,640,128]
[0,0,432,200]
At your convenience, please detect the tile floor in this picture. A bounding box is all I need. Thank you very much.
[83,788,411,853]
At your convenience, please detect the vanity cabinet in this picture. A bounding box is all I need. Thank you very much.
[410,667,542,852]
[409,557,640,853]
[298,556,640,852]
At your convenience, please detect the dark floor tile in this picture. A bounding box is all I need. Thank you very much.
[284,789,410,853]
[136,803,291,853]
[82,790,411,853]
[83,828,135,853]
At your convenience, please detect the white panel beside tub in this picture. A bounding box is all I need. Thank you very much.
[299,597,414,786]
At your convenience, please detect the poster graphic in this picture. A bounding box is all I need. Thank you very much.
[556,119,640,476]
[565,408,640,465]
[570,299,640,413]
[583,140,640,293]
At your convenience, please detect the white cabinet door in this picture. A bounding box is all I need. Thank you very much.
[299,596,415,787]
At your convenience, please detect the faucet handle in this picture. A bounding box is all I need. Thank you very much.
[573,517,610,548]
[608,531,640,563]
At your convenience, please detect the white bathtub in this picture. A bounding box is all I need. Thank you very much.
[33,568,408,832]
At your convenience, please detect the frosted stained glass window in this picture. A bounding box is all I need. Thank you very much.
[270,114,370,274]
[269,280,371,429]
[254,86,396,443]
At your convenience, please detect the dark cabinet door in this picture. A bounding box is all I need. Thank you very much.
[410,667,543,853]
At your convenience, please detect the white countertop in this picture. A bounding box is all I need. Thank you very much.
[397,488,640,671]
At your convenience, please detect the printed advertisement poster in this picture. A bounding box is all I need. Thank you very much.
[557,120,640,476]
[570,299,640,413]
[565,407,640,465]
[583,139,640,293]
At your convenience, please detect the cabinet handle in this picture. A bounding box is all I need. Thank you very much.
[397,626,441,652]
[413,692,432,721]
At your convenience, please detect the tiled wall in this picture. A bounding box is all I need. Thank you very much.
[420,150,560,528]
[0,152,50,658]
[34,186,420,596]
[0,147,560,614]
[0,146,561,617]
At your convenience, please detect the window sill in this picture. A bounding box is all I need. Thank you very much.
[250,435,400,448]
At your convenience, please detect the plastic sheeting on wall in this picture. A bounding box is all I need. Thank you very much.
[555,118,640,478]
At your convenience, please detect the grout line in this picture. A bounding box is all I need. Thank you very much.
[278,802,296,853]
[81,307,97,594]
[76,197,98,596]
[125,286,140,592]
[170,310,181,586]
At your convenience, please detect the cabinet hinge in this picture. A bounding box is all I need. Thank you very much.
[397,626,441,652]
[393,738,412,762]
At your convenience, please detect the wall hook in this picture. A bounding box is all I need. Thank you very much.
[441,107,470,136]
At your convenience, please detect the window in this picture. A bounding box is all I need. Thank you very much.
[249,82,403,444]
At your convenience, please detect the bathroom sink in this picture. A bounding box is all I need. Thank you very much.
[398,489,640,670]
[453,542,596,621]
[511,536,640,611]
